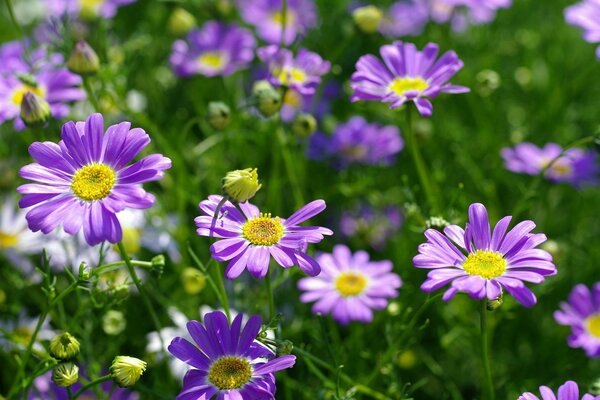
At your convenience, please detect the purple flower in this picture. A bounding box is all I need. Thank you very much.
[308,116,404,167]
[238,0,317,45]
[17,113,171,246]
[554,283,600,358]
[298,244,401,325]
[379,1,430,37]
[339,204,403,250]
[257,46,330,95]
[170,22,256,78]
[43,0,136,19]
[413,203,556,307]
[0,41,64,76]
[195,195,333,279]
[429,0,511,31]
[518,380,600,400]
[566,0,600,59]
[350,41,469,117]
[31,370,137,400]
[168,311,296,399]
[501,142,599,187]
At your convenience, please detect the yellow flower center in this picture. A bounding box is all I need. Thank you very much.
[12,85,45,106]
[242,213,284,246]
[335,272,368,297]
[0,231,18,249]
[463,250,507,279]
[71,163,116,201]
[342,145,368,161]
[271,10,296,26]
[197,51,226,70]
[550,162,572,177]
[283,89,303,108]
[586,315,600,338]
[274,67,307,86]
[387,77,428,96]
[208,356,253,390]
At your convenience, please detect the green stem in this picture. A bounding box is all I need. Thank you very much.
[276,127,305,209]
[480,301,495,400]
[4,0,29,62]
[117,242,165,352]
[187,244,230,320]
[210,261,231,321]
[93,260,153,276]
[83,78,101,112]
[265,270,275,323]
[67,386,74,400]
[73,375,112,399]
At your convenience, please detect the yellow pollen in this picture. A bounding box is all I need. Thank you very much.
[586,315,600,338]
[71,163,116,201]
[197,51,226,70]
[0,231,18,249]
[387,77,428,96]
[242,213,284,246]
[12,85,45,106]
[274,67,307,86]
[335,272,368,297]
[550,162,572,177]
[208,356,253,390]
[463,250,506,280]
[271,10,296,26]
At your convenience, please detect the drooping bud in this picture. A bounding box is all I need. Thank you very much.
[291,113,317,138]
[168,7,197,35]
[20,92,51,126]
[486,293,504,311]
[49,332,80,360]
[207,101,231,130]
[52,362,79,387]
[252,80,282,118]
[352,5,383,34]
[222,168,262,203]
[110,356,147,387]
[68,41,100,76]
[181,267,206,295]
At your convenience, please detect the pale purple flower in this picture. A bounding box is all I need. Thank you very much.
[43,0,136,19]
[17,113,171,246]
[238,0,317,45]
[565,0,600,59]
[195,195,332,279]
[350,41,469,117]
[257,45,330,95]
[170,22,256,78]
[379,0,430,37]
[339,204,403,250]
[501,142,599,187]
[413,203,556,307]
[518,380,600,400]
[554,283,600,358]
[429,0,511,31]
[0,41,63,76]
[298,244,401,325]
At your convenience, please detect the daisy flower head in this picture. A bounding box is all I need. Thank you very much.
[257,45,330,96]
[518,380,600,400]
[298,244,402,325]
[43,0,137,20]
[350,41,469,117]
[170,21,256,78]
[17,113,172,246]
[238,0,317,45]
[168,311,296,399]
[554,283,600,358]
[565,0,600,59]
[195,195,332,279]
[413,203,556,307]
[501,142,599,187]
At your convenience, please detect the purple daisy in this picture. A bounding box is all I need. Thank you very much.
[566,0,600,59]
[379,0,430,37]
[501,142,599,187]
[17,113,171,246]
[298,244,401,325]
[238,0,317,45]
[168,311,296,399]
[31,370,137,400]
[413,203,556,307]
[195,195,332,279]
[554,283,600,358]
[43,0,136,19]
[518,380,600,400]
[257,45,330,96]
[307,116,404,168]
[350,41,469,117]
[170,22,256,78]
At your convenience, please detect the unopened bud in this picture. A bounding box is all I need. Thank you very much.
[52,362,79,387]
[352,5,383,34]
[68,41,100,76]
[207,102,231,130]
[50,332,80,360]
[252,80,281,118]
[291,113,317,138]
[168,7,196,36]
[151,255,165,277]
[181,267,206,295]
[223,168,262,203]
[103,310,127,335]
[426,216,450,230]
[110,356,147,387]
[486,293,503,311]
[20,92,51,126]
[277,340,294,355]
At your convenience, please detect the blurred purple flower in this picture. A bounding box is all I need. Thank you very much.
[565,0,600,59]
[518,380,600,400]
[339,204,403,250]
[501,142,599,187]
[170,22,256,78]
[43,0,136,19]
[31,370,137,399]
[429,0,511,31]
[298,244,402,325]
[554,283,600,358]
[379,0,430,37]
[413,203,556,307]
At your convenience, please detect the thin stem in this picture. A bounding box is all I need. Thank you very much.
[117,242,165,352]
[265,270,275,323]
[67,386,74,400]
[480,301,495,400]
[73,375,112,399]
[211,261,231,321]
[93,260,153,276]
[4,0,29,63]
[83,78,101,112]
[276,127,305,209]
[187,244,230,320]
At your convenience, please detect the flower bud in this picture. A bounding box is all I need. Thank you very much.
[397,350,417,369]
[291,113,317,138]
[352,5,383,34]
[50,332,80,360]
[277,340,294,356]
[589,378,600,395]
[426,216,450,230]
[252,80,282,118]
[103,310,127,335]
[151,254,166,277]
[207,101,231,131]
[20,92,51,126]
[168,7,196,36]
[486,293,503,311]
[52,362,79,387]
[223,168,262,203]
[68,41,100,76]
[181,267,206,295]
[110,356,147,387]
[121,227,141,254]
